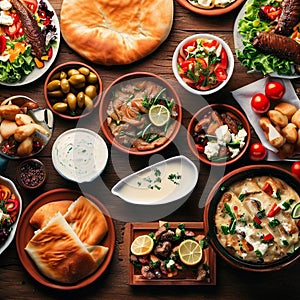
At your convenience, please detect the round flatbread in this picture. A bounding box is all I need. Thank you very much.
[60,0,174,65]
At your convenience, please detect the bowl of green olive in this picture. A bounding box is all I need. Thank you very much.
[44,62,102,119]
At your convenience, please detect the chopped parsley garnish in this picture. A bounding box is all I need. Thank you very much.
[168,173,182,185]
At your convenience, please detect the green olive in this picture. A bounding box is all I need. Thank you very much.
[47,80,61,92]
[84,95,94,111]
[76,92,85,109]
[47,90,64,98]
[84,85,97,100]
[66,93,77,112]
[87,72,98,84]
[67,69,80,77]
[59,71,67,80]
[50,72,60,81]
[69,74,86,87]
[60,78,70,94]
[53,102,68,113]
[78,67,90,76]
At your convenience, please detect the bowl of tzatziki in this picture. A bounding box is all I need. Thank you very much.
[51,128,108,183]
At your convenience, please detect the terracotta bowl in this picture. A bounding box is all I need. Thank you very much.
[44,61,102,120]
[187,104,250,166]
[204,165,300,272]
[176,0,244,16]
[172,33,234,95]
[16,159,47,189]
[99,72,182,155]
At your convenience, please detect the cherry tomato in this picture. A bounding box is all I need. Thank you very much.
[291,162,300,180]
[265,81,285,100]
[23,0,38,13]
[214,67,227,81]
[202,39,219,48]
[249,142,267,161]
[0,35,6,53]
[251,93,270,114]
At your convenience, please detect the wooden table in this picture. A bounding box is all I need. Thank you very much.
[1,1,300,299]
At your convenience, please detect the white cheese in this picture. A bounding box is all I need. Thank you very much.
[214,0,236,6]
[166,259,175,271]
[0,54,10,62]
[204,141,219,160]
[0,10,13,26]
[231,128,247,148]
[189,0,214,8]
[0,0,12,11]
[216,125,231,146]
[229,146,240,158]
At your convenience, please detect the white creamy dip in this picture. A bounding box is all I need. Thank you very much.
[52,128,108,183]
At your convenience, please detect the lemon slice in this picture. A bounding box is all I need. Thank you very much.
[178,239,203,266]
[149,104,170,127]
[291,203,300,219]
[130,235,154,256]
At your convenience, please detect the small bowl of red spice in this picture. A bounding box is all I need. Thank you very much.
[16,159,47,189]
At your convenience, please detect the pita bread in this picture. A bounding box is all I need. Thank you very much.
[60,0,173,65]
[64,196,108,245]
[25,213,108,284]
[29,200,73,229]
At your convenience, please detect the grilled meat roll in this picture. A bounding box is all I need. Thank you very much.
[253,32,300,65]
[275,0,300,36]
[10,0,45,59]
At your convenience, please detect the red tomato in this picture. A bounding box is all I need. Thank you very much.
[11,13,20,24]
[291,162,300,180]
[0,35,6,53]
[251,93,270,113]
[24,0,38,13]
[202,39,218,48]
[265,81,285,100]
[214,67,227,81]
[249,142,267,161]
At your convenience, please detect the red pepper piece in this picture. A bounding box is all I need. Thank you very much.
[259,6,282,21]
[297,220,300,227]
[196,144,204,153]
[262,182,273,196]
[267,203,281,217]
[263,233,274,241]
[182,40,197,55]
[253,216,262,225]
[5,198,20,214]
[0,35,6,53]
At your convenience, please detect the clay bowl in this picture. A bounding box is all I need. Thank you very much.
[99,72,182,155]
[204,165,300,272]
[44,61,102,120]
[187,104,250,166]
[176,0,244,16]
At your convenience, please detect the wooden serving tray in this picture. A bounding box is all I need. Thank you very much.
[125,222,216,286]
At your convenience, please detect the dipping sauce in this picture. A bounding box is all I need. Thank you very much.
[52,128,108,183]
[111,156,198,205]
[215,176,300,264]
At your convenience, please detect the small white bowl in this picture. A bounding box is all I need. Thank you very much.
[111,155,198,205]
[52,128,108,183]
[0,176,22,255]
[172,33,234,95]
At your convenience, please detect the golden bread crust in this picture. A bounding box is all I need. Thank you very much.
[60,0,173,65]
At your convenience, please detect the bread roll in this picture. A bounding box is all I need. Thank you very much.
[17,136,33,157]
[60,0,173,65]
[25,213,108,284]
[281,123,298,144]
[267,110,288,128]
[64,196,108,245]
[30,200,73,229]
[277,143,295,159]
[291,109,300,128]
[0,119,18,139]
[274,102,297,120]
[0,104,20,120]
[15,113,35,126]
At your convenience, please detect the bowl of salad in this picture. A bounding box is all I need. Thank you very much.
[187,104,250,166]
[99,72,182,155]
[172,34,234,95]
[0,175,22,255]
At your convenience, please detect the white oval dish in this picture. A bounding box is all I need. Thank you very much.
[111,155,198,205]
[0,176,22,255]
[52,128,108,183]
[172,33,234,96]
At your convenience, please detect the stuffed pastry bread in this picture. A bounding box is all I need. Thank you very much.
[25,213,108,284]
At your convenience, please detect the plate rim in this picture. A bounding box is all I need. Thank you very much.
[0,0,61,86]
[15,188,115,290]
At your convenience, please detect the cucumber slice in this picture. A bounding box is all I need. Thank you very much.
[291,203,300,219]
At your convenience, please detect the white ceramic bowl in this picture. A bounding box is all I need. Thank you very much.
[0,176,22,255]
[111,155,198,205]
[172,33,234,95]
[52,128,108,183]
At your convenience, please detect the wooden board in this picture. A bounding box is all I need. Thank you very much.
[125,222,216,286]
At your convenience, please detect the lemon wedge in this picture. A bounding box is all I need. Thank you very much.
[130,235,154,256]
[291,203,300,219]
[149,104,170,127]
[178,239,203,266]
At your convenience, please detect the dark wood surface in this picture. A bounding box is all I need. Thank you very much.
[1,0,300,299]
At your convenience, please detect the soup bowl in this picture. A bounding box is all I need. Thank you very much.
[204,165,300,272]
